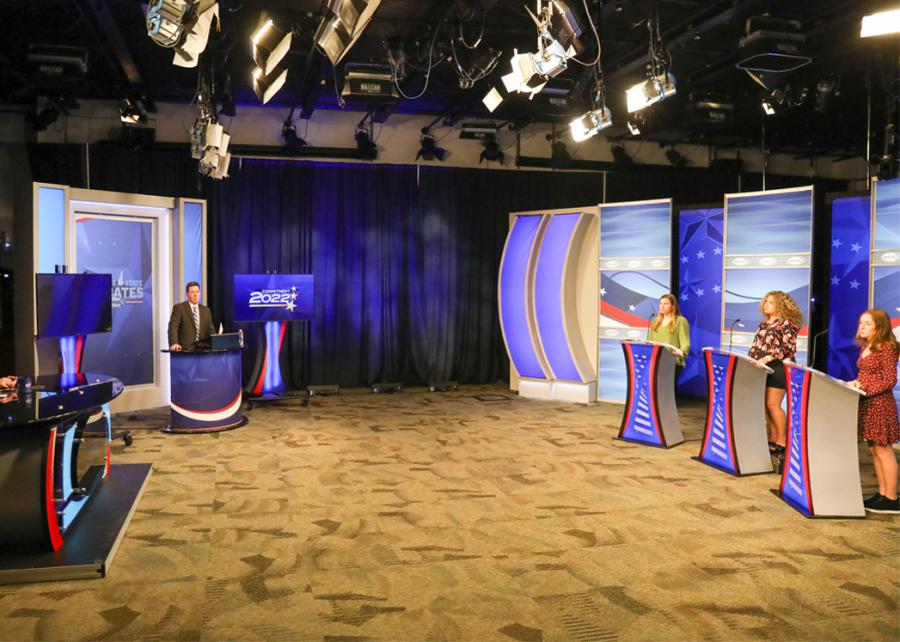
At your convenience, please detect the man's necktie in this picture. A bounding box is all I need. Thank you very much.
[192,305,200,342]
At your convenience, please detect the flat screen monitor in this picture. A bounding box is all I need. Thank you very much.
[36,273,113,338]
[233,274,314,322]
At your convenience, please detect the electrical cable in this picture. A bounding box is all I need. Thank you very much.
[394,19,444,100]
[458,12,485,49]
[568,0,603,68]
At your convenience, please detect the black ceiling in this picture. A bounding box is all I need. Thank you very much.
[2,0,897,159]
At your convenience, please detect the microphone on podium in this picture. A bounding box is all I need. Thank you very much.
[727,318,744,352]
[646,308,657,340]
[810,328,829,368]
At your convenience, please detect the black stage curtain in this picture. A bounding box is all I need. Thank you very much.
[26,143,849,387]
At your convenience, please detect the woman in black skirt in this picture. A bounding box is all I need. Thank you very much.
[746,291,802,456]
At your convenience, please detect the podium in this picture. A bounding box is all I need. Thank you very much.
[163,347,246,433]
[617,340,684,448]
[777,363,865,518]
[694,348,774,476]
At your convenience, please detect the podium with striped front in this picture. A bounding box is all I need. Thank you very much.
[695,348,774,476]
[617,340,683,448]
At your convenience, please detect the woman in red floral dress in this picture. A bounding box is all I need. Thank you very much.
[851,309,900,514]
[747,291,802,456]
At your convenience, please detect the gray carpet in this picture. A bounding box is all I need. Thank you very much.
[1,385,897,641]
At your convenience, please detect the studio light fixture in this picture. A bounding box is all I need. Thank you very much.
[145,0,219,68]
[315,0,382,66]
[416,130,445,161]
[626,71,676,113]
[251,14,292,104]
[282,116,307,152]
[569,106,612,142]
[861,8,900,38]
[626,1,676,113]
[191,118,231,179]
[626,119,641,136]
[483,0,589,112]
[761,88,791,116]
[119,97,148,124]
[479,135,504,164]
[611,144,633,166]
[665,148,686,167]
[355,126,378,160]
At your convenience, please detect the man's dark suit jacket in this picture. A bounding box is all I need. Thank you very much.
[168,301,216,349]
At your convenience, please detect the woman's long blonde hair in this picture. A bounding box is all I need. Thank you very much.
[653,293,681,333]
[760,290,803,327]
[856,308,900,353]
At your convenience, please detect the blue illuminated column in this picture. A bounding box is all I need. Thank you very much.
[249,321,287,396]
[533,213,593,383]
[499,215,550,380]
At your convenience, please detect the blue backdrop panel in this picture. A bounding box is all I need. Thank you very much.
[726,190,813,255]
[600,202,670,257]
[183,201,203,299]
[499,215,547,380]
[37,186,66,274]
[678,207,724,395]
[724,188,813,358]
[873,178,900,411]
[76,217,155,386]
[828,195,871,380]
[598,200,671,402]
[873,177,900,249]
[534,213,584,382]
[598,338,627,401]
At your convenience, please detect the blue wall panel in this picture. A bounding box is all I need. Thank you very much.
[678,207,724,396]
[828,195,871,380]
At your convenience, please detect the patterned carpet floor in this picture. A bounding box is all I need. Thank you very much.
[1,384,897,642]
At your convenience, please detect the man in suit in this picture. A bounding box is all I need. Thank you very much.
[168,281,215,351]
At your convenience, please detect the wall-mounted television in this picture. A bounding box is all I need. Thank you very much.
[233,274,314,323]
[36,273,113,338]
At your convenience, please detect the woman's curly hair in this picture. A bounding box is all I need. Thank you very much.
[760,290,803,327]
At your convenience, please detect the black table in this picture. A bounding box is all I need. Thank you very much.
[0,373,123,552]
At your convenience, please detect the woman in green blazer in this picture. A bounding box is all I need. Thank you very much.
[648,293,691,379]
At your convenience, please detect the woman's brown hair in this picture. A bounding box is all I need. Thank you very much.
[856,308,900,353]
[759,290,803,327]
[653,293,681,333]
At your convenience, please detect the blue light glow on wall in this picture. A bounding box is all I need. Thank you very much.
[38,186,66,274]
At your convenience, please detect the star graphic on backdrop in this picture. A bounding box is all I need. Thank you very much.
[851,243,861,253]
[830,275,840,285]
[681,255,689,264]
[696,288,705,297]
[713,246,722,255]
[712,284,721,294]
[681,293,689,301]
[285,301,296,312]
[291,285,297,292]
[628,305,636,311]
[291,292,298,300]
[696,250,706,259]
[600,287,607,296]
[849,279,860,289]
[832,238,842,248]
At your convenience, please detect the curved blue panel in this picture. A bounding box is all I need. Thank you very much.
[500,215,546,379]
[535,213,583,381]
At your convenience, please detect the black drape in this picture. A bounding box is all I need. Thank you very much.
[26,143,849,387]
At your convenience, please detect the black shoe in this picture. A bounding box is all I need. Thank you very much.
[863,493,882,508]
[865,495,900,514]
